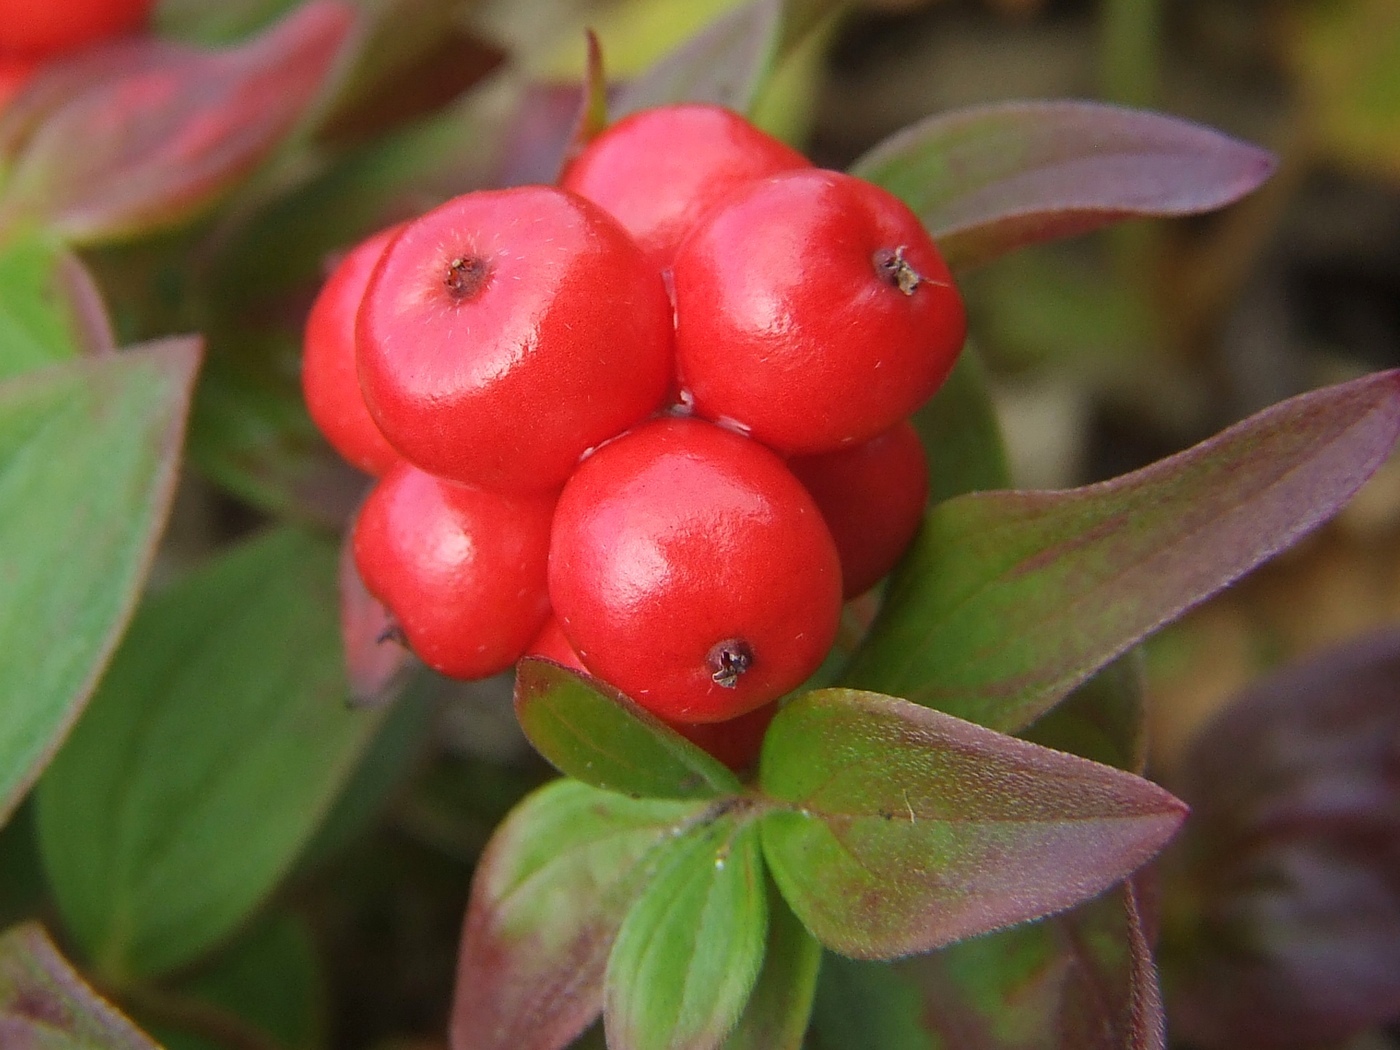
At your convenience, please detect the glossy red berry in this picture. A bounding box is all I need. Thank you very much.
[672,168,966,455]
[788,420,929,598]
[560,103,809,270]
[0,54,36,112]
[302,225,402,477]
[353,463,554,681]
[549,416,842,723]
[357,185,674,493]
[526,616,776,772]
[0,0,153,57]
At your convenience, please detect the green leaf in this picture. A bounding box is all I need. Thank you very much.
[846,370,1400,733]
[613,0,784,118]
[0,922,159,1048]
[35,529,385,981]
[515,659,742,800]
[721,880,821,1050]
[605,817,767,1050]
[0,338,200,825]
[910,346,1010,502]
[0,231,99,378]
[451,779,705,1050]
[807,954,934,1050]
[758,690,1185,959]
[850,101,1275,271]
[142,910,324,1050]
[1019,653,1146,772]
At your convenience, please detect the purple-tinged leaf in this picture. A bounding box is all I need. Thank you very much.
[1021,653,1146,773]
[0,1,357,243]
[1162,628,1400,1049]
[338,517,412,708]
[612,0,782,119]
[721,881,821,1050]
[557,29,608,178]
[0,922,158,1048]
[515,659,742,800]
[846,370,1400,733]
[758,690,1186,959]
[451,779,704,1050]
[808,881,1164,1050]
[850,101,1277,271]
[0,338,201,825]
[605,816,766,1050]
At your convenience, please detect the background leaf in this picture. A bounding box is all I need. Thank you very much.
[720,879,820,1050]
[515,659,742,800]
[35,529,385,980]
[851,100,1276,271]
[1020,653,1146,773]
[605,818,766,1050]
[758,690,1185,959]
[911,347,1011,503]
[0,1,356,243]
[846,369,1400,733]
[0,338,199,825]
[0,922,158,1049]
[1161,627,1400,1049]
[452,779,704,1050]
[0,231,111,379]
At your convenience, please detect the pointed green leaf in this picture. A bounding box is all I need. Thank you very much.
[35,529,385,980]
[613,0,783,118]
[0,231,105,378]
[846,370,1400,732]
[0,338,200,825]
[851,101,1276,271]
[758,690,1185,959]
[515,659,742,800]
[0,922,159,1049]
[451,779,704,1050]
[721,880,821,1050]
[605,817,767,1050]
[911,346,1010,502]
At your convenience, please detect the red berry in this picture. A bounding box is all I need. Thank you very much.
[560,103,809,270]
[788,420,929,598]
[0,54,37,111]
[302,225,402,477]
[672,168,966,455]
[0,0,152,57]
[353,463,554,681]
[549,416,842,723]
[526,617,776,772]
[357,186,674,493]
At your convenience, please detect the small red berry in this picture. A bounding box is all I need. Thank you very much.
[548,416,842,723]
[0,0,153,57]
[526,617,776,772]
[672,168,966,455]
[788,420,929,598]
[353,463,554,681]
[0,54,37,112]
[357,186,674,493]
[560,103,809,270]
[302,225,402,477]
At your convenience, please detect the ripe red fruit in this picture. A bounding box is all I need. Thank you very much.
[788,421,929,598]
[0,54,36,111]
[0,0,153,57]
[672,168,966,455]
[353,463,554,681]
[560,103,809,270]
[525,618,776,772]
[358,185,674,493]
[302,225,402,477]
[549,416,842,723]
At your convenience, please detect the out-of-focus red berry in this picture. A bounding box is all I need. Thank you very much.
[0,0,153,57]
[353,464,554,681]
[560,103,809,270]
[302,225,403,476]
[672,168,966,455]
[0,54,37,111]
[357,186,674,493]
[788,421,929,597]
[548,416,842,724]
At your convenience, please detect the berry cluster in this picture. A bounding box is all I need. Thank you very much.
[303,103,966,766]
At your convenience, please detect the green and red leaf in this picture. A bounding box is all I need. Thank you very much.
[758,690,1185,959]
[851,100,1276,270]
[451,779,705,1050]
[847,369,1400,733]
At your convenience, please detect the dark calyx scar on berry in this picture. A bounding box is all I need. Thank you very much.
[708,639,754,688]
[445,255,491,301]
[874,245,924,296]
